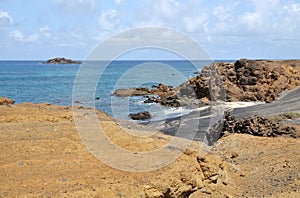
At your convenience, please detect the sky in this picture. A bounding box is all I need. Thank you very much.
[0,0,300,60]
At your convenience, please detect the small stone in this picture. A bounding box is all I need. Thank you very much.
[18,161,24,167]
[210,175,219,183]
[230,152,239,159]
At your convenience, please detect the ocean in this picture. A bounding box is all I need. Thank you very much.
[0,60,225,120]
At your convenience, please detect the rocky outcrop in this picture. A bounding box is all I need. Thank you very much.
[0,97,15,105]
[113,59,300,107]
[44,57,82,64]
[147,84,181,107]
[179,59,300,102]
[129,111,151,120]
[113,84,182,107]
[112,87,150,97]
[206,111,298,145]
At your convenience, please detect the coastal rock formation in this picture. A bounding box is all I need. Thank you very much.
[112,84,175,97]
[147,84,180,107]
[113,83,181,107]
[179,59,300,102]
[0,97,15,105]
[206,111,298,145]
[129,111,151,120]
[113,59,300,106]
[112,87,150,97]
[44,57,82,64]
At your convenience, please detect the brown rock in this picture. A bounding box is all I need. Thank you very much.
[179,59,300,102]
[112,87,150,97]
[0,97,15,105]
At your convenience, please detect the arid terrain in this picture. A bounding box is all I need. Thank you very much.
[1,59,300,197]
[0,101,299,197]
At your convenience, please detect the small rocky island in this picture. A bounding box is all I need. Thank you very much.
[43,57,82,64]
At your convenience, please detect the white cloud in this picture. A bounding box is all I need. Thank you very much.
[239,11,263,31]
[0,11,13,27]
[151,0,180,20]
[52,0,96,13]
[40,26,51,38]
[11,30,39,42]
[11,30,23,41]
[160,0,180,18]
[183,15,207,33]
[114,0,122,4]
[290,3,300,12]
[99,9,119,31]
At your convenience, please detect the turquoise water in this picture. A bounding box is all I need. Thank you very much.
[0,60,219,118]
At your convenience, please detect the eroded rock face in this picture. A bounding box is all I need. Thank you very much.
[181,59,300,102]
[0,97,15,105]
[113,59,300,106]
[206,111,298,145]
[44,57,82,64]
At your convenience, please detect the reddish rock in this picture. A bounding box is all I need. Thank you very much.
[0,97,15,105]
[112,87,150,97]
[178,59,300,102]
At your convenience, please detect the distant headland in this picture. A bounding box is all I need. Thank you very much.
[43,57,82,64]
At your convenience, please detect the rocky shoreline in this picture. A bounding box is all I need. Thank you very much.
[113,59,300,120]
[1,59,300,197]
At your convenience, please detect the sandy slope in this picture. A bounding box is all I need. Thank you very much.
[0,102,299,197]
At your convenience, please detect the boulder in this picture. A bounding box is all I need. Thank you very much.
[0,97,15,105]
[129,111,151,120]
[143,96,157,103]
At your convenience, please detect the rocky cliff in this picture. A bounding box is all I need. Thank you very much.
[178,59,300,102]
[113,59,300,110]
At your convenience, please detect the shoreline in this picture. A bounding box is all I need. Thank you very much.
[1,58,300,197]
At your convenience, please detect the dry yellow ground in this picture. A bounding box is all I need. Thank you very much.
[0,102,299,197]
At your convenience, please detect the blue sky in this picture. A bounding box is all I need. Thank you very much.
[0,0,300,60]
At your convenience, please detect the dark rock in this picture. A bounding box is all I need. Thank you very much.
[239,76,258,85]
[129,111,151,120]
[206,111,297,145]
[43,57,82,64]
[113,83,182,108]
[179,85,195,97]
